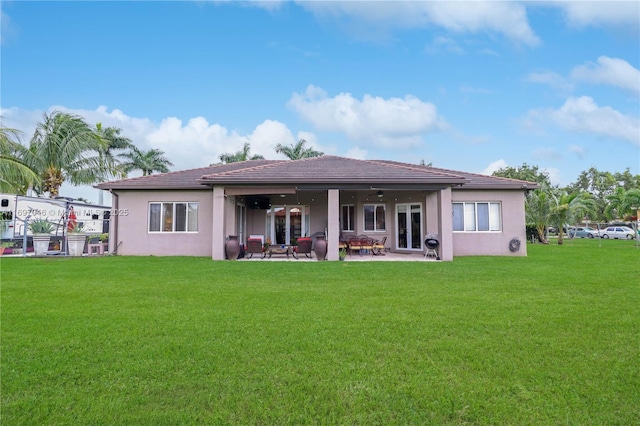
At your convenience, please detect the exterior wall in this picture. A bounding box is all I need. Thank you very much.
[451,189,528,256]
[113,189,213,256]
[111,187,529,259]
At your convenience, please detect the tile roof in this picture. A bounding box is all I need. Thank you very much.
[94,160,280,190]
[95,155,539,191]
[375,160,541,190]
[197,156,468,188]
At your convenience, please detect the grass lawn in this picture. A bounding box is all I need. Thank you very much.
[1,239,639,425]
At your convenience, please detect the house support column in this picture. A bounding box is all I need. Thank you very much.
[425,189,453,261]
[327,189,340,261]
[212,186,226,260]
[437,187,453,261]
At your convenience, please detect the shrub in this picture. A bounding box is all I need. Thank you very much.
[29,219,54,234]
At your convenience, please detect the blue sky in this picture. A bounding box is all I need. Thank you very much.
[2,1,639,203]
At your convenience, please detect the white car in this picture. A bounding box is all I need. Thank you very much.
[600,226,636,239]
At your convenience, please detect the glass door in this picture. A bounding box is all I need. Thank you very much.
[396,203,423,250]
[267,206,309,245]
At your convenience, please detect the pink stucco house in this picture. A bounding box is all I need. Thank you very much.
[95,155,538,261]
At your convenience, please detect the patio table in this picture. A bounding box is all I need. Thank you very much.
[267,245,297,259]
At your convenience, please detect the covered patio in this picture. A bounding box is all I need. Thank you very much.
[203,156,467,261]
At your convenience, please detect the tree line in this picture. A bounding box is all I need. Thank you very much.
[492,164,640,244]
[0,111,323,198]
[1,111,173,197]
[3,111,636,243]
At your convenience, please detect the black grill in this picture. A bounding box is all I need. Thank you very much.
[425,238,439,249]
[424,233,440,260]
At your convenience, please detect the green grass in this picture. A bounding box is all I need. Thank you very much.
[2,239,639,425]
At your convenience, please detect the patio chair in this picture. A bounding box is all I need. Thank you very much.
[296,237,313,258]
[360,237,374,256]
[347,236,362,255]
[372,236,387,255]
[246,238,265,259]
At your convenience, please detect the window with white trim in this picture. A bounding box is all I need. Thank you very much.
[341,204,355,231]
[452,202,501,232]
[149,202,198,232]
[364,204,386,232]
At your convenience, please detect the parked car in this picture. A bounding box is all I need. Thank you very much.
[600,226,636,239]
[569,227,600,238]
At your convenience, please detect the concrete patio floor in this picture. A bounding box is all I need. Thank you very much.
[239,251,440,262]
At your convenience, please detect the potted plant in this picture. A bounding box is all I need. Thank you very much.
[339,247,347,261]
[67,223,86,256]
[0,241,14,256]
[29,219,54,255]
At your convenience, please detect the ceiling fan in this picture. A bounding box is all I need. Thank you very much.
[367,190,384,200]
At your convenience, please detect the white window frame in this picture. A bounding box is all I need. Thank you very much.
[148,202,199,233]
[452,202,501,232]
[363,203,386,232]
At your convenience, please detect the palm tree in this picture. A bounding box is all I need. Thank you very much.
[525,188,553,244]
[604,187,640,221]
[274,139,323,160]
[118,147,173,176]
[95,123,133,156]
[0,124,40,194]
[550,189,595,245]
[218,142,264,164]
[94,123,133,179]
[28,111,109,198]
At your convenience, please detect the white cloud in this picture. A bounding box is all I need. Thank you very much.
[481,159,508,175]
[296,1,540,45]
[527,96,640,146]
[287,85,447,148]
[570,56,640,96]
[551,1,640,28]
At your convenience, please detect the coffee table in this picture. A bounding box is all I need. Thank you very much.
[267,245,297,259]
